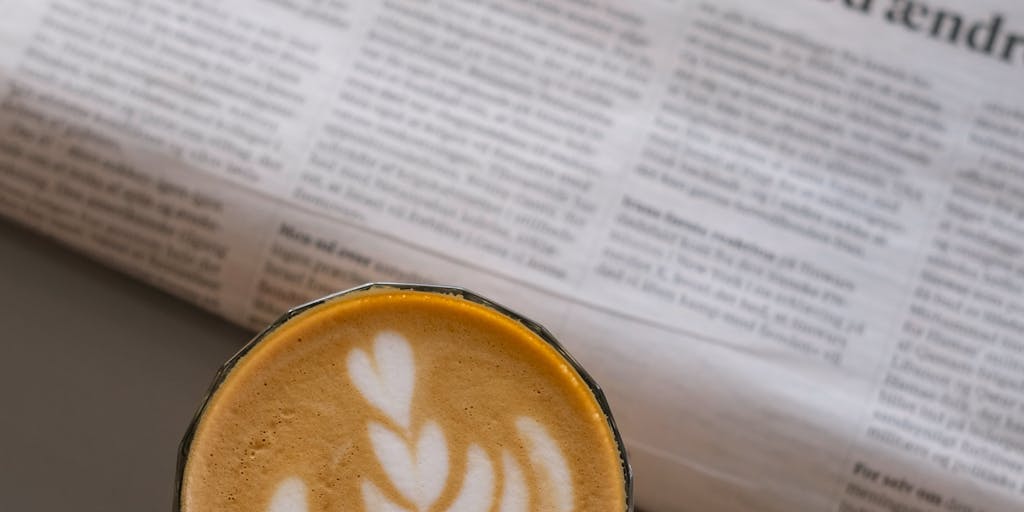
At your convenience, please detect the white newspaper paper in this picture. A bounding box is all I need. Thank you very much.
[2,1,1024,510]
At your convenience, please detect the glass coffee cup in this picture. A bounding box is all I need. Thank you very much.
[175,283,633,511]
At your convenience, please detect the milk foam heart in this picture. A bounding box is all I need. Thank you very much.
[179,286,628,511]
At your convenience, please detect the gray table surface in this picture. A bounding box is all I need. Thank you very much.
[0,218,250,511]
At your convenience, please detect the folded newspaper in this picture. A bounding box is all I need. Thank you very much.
[2,0,1023,510]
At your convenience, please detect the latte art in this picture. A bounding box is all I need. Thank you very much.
[178,285,629,511]
[266,331,575,512]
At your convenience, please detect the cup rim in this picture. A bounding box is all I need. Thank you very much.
[175,282,634,511]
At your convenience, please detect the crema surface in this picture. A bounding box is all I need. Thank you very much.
[181,287,626,511]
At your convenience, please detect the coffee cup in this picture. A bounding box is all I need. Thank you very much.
[176,283,633,511]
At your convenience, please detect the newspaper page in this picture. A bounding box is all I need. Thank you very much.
[2,0,1024,510]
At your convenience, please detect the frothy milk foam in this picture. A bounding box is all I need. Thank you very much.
[180,286,628,511]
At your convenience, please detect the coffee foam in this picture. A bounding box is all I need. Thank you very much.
[267,477,307,512]
[181,288,626,511]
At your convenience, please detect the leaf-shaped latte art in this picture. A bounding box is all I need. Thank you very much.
[337,331,580,512]
[517,417,574,512]
[369,421,449,510]
[267,477,308,512]
[347,331,415,430]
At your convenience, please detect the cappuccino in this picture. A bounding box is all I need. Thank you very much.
[178,284,630,511]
